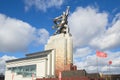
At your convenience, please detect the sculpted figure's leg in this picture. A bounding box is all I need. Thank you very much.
[64,24,69,33]
[54,26,61,34]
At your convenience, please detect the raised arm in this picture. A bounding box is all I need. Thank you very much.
[65,6,70,16]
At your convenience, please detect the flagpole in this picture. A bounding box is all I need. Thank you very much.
[96,56,99,78]
[109,64,111,80]
[108,60,112,80]
[109,63,112,80]
[96,50,107,78]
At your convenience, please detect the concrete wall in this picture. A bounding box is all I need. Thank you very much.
[45,33,73,76]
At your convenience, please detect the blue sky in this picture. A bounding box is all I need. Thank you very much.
[0,0,120,74]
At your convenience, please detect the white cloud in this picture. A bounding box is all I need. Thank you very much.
[90,14,120,50]
[0,55,16,74]
[68,6,108,48]
[74,47,93,58]
[0,13,49,53]
[36,28,49,44]
[68,6,120,74]
[24,0,64,12]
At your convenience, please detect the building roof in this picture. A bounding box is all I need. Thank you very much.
[26,49,53,57]
[6,49,53,63]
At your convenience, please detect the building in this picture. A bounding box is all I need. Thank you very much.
[5,49,55,80]
[5,33,73,80]
[101,74,120,80]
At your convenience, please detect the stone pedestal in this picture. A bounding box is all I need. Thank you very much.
[45,33,73,76]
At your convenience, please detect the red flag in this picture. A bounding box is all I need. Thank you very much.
[109,60,112,65]
[32,74,34,80]
[59,71,62,80]
[12,73,14,80]
[96,51,107,58]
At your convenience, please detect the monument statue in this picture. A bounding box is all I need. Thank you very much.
[52,6,70,35]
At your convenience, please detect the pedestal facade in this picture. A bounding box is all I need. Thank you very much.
[45,33,73,76]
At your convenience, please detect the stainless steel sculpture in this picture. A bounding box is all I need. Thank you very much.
[52,6,70,35]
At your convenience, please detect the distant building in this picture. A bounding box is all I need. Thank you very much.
[0,74,4,80]
[102,74,120,80]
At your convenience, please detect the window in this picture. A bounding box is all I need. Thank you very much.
[8,65,36,77]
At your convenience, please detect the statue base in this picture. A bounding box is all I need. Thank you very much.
[45,33,73,76]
